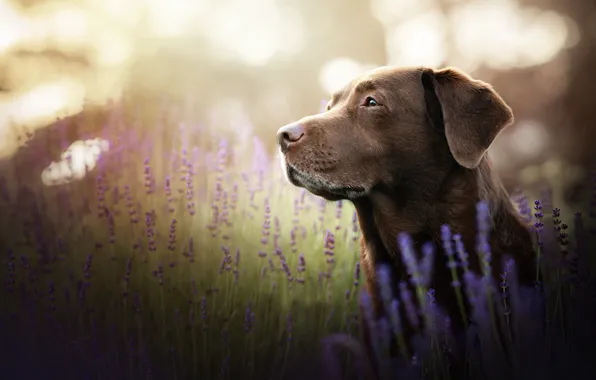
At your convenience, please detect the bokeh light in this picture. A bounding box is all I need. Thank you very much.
[0,0,592,196]
[0,1,595,377]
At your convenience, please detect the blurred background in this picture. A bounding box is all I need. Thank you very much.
[0,0,595,206]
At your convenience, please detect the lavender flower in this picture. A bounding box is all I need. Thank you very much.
[200,296,208,331]
[512,189,532,223]
[399,281,420,329]
[335,200,343,231]
[152,263,164,286]
[106,210,116,244]
[83,254,93,280]
[167,218,177,252]
[186,171,196,217]
[352,211,359,242]
[324,230,336,267]
[5,249,15,293]
[289,228,298,253]
[286,313,293,343]
[476,201,492,278]
[534,199,545,241]
[398,233,422,287]
[424,288,438,335]
[500,257,514,322]
[145,211,157,252]
[122,256,132,291]
[261,197,271,246]
[186,237,195,263]
[279,253,293,282]
[219,245,232,274]
[441,224,468,325]
[359,291,381,357]
[143,157,154,195]
[420,242,435,287]
[244,302,255,333]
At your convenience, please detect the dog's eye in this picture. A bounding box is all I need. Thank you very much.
[364,96,379,107]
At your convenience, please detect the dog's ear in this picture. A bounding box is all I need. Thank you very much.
[421,67,514,169]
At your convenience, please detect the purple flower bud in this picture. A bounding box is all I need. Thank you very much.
[398,233,422,286]
[399,281,419,328]
[244,302,255,333]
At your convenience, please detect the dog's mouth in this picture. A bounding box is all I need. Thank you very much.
[285,164,367,200]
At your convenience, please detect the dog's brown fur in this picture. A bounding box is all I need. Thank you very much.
[276,66,536,375]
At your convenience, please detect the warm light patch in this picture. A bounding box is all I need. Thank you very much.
[319,58,376,95]
[450,0,570,69]
[205,0,304,66]
[41,138,110,186]
[385,10,447,67]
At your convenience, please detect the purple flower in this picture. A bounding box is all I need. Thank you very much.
[399,281,419,328]
[143,157,154,195]
[335,200,343,230]
[145,211,157,252]
[398,233,422,287]
[286,313,293,343]
[152,263,164,286]
[260,197,271,246]
[219,246,232,274]
[244,302,255,333]
[83,254,93,279]
[420,242,435,287]
[476,201,492,278]
[107,211,116,244]
[132,293,141,314]
[290,228,297,252]
[512,189,532,223]
[279,253,293,282]
[377,265,393,307]
[534,199,545,234]
[359,291,380,356]
[186,237,195,263]
[200,296,208,330]
[453,234,469,272]
[389,299,403,335]
[167,218,177,251]
[297,253,306,273]
[425,288,438,334]
[5,249,15,293]
[123,256,132,283]
[352,211,360,241]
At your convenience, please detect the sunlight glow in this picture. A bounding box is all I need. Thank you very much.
[205,0,304,66]
[41,138,110,186]
[450,0,570,69]
[2,80,86,128]
[319,58,374,95]
[0,2,26,53]
[385,10,447,67]
[144,0,205,37]
[371,0,572,70]
[369,0,435,24]
[509,120,549,159]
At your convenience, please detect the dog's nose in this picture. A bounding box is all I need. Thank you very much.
[276,123,305,153]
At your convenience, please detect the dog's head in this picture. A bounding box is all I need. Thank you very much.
[277,66,514,201]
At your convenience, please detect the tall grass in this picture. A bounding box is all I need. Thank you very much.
[0,103,594,380]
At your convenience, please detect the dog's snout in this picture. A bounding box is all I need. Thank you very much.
[277,123,305,153]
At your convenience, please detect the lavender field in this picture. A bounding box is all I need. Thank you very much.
[0,103,595,380]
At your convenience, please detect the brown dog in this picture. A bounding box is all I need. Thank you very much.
[276,66,536,376]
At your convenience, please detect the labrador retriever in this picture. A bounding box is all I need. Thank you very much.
[276,66,536,377]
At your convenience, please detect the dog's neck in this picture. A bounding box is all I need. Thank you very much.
[351,158,521,276]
